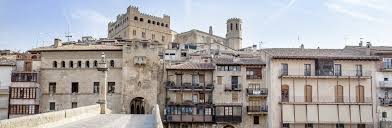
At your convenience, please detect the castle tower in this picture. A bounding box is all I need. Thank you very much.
[226,18,242,50]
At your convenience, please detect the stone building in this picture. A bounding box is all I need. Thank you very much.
[174,18,243,50]
[262,47,379,128]
[108,5,172,48]
[0,59,15,120]
[29,38,164,115]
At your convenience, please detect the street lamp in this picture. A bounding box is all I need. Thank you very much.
[96,52,109,114]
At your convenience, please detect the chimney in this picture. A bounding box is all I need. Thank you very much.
[209,26,213,35]
[366,42,372,48]
[54,38,62,48]
[300,44,304,49]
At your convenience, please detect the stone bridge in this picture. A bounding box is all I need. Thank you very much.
[0,104,163,128]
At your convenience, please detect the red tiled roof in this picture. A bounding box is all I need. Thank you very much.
[167,62,215,70]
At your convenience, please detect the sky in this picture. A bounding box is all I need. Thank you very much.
[0,0,391,51]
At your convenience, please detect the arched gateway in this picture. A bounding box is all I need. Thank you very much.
[130,97,145,114]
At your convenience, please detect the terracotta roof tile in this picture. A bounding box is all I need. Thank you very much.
[263,48,380,60]
[167,62,215,70]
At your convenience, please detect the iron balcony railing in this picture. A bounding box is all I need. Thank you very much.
[281,96,372,103]
[224,84,241,91]
[215,115,242,123]
[11,72,38,82]
[165,82,214,90]
[246,88,268,96]
[280,69,371,77]
[246,105,268,113]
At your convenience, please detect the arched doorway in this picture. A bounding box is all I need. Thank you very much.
[130,97,145,114]
[223,125,235,128]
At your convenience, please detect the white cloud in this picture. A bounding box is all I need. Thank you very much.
[262,0,297,25]
[325,2,384,22]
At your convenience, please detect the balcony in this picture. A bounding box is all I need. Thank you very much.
[224,84,241,91]
[214,104,242,123]
[166,82,213,92]
[380,98,392,106]
[215,116,242,123]
[11,72,38,82]
[379,81,392,88]
[281,96,372,104]
[280,69,371,78]
[246,105,268,115]
[246,88,268,97]
[164,105,214,123]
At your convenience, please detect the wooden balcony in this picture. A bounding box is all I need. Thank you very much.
[215,116,242,123]
[166,82,213,92]
[11,72,38,82]
[165,115,213,123]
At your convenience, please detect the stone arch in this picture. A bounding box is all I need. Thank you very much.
[223,125,235,128]
[130,97,145,114]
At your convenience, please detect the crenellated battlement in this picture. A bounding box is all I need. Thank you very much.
[227,18,242,23]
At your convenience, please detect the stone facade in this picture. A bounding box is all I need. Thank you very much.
[108,5,172,48]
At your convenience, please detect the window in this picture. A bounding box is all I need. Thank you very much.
[49,102,55,110]
[253,116,259,124]
[356,85,364,103]
[152,34,155,40]
[49,82,56,94]
[356,64,363,76]
[357,124,365,128]
[157,22,160,25]
[148,20,151,23]
[85,61,90,68]
[61,61,65,68]
[108,82,115,93]
[231,76,239,90]
[217,65,241,71]
[72,102,77,108]
[384,58,392,69]
[281,85,289,102]
[152,21,155,24]
[93,82,99,94]
[69,61,74,68]
[139,18,143,22]
[336,124,344,128]
[132,30,136,36]
[304,64,311,76]
[53,61,57,68]
[246,67,262,79]
[305,85,312,102]
[142,32,146,38]
[334,64,342,76]
[283,123,290,128]
[305,124,313,128]
[165,24,168,27]
[77,61,82,68]
[281,63,288,76]
[236,24,238,30]
[230,23,233,30]
[72,82,78,93]
[94,60,98,67]
[385,78,389,81]
[162,36,165,42]
[232,92,238,101]
[217,76,223,85]
[335,85,343,103]
[134,16,138,20]
[110,60,115,67]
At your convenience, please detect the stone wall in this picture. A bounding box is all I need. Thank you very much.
[0,104,100,128]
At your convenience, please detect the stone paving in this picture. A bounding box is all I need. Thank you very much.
[48,114,155,128]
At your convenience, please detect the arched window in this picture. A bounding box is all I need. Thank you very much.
[77,61,82,68]
[305,85,312,102]
[148,20,151,23]
[134,16,138,20]
[53,61,57,68]
[157,22,160,26]
[230,23,233,30]
[152,21,155,24]
[165,24,168,27]
[93,60,98,67]
[110,60,115,67]
[281,85,289,102]
[69,61,74,68]
[31,55,37,60]
[236,24,238,30]
[61,61,65,68]
[335,85,343,103]
[139,18,143,22]
[356,85,364,103]
[161,23,164,26]
[85,61,90,68]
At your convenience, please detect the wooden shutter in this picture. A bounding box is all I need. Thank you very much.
[305,85,312,102]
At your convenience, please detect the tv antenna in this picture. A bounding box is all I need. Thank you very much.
[65,23,72,42]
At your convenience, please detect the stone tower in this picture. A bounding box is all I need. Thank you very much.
[226,18,242,50]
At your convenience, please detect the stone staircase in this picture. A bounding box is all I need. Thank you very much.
[49,114,156,128]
